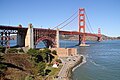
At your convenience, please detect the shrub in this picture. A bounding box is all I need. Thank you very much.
[27,48,38,56]
[52,50,57,55]
[0,55,7,78]
[25,75,34,80]
[45,69,51,75]
[34,55,43,63]
[7,48,18,53]
[0,64,7,72]
[18,48,24,53]
[47,63,53,67]
[0,46,5,53]
[55,59,62,63]
[43,48,51,54]
[0,55,4,61]
[37,62,46,76]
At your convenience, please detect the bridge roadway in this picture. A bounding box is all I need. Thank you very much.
[0,25,101,48]
[0,25,99,37]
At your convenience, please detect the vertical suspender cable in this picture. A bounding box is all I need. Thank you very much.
[85,11,94,34]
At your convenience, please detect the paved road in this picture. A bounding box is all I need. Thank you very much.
[57,55,81,80]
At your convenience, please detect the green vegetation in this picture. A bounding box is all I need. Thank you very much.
[55,59,62,63]
[27,48,38,56]
[0,46,5,53]
[52,50,57,55]
[45,65,62,79]
[4,48,25,54]
[37,62,46,76]
[18,48,24,53]
[0,54,7,79]
[0,47,61,80]
[25,75,34,80]
[7,48,18,53]
[27,48,59,78]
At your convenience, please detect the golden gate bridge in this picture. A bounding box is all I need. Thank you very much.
[0,8,101,48]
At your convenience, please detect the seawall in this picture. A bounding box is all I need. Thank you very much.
[57,54,85,80]
[67,55,84,80]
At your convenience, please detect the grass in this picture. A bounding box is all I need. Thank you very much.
[45,65,62,80]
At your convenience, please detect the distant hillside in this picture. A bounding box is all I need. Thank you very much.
[7,34,120,41]
[60,35,119,41]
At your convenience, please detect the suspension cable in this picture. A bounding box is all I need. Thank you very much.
[86,23,91,33]
[52,11,78,29]
[59,15,78,29]
[85,11,94,33]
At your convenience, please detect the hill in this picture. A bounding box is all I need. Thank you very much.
[0,48,61,80]
[60,35,119,41]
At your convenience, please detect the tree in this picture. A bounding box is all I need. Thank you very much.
[27,49,45,63]
[39,50,47,62]
[27,48,38,56]
[42,48,51,54]
[37,62,46,76]
[18,48,24,53]
[0,46,5,53]
[43,48,51,63]
[34,55,43,63]
[39,48,51,63]
[52,50,57,55]
[55,59,62,63]
[0,54,4,61]
[7,48,18,53]
[45,69,51,75]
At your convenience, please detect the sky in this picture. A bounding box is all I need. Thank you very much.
[0,0,120,37]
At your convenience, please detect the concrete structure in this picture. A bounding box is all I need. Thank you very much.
[51,48,77,57]
[25,24,34,48]
[17,25,26,47]
[56,28,60,48]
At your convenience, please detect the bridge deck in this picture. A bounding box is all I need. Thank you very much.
[0,25,100,37]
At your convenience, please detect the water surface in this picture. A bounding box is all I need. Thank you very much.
[72,40,120,80]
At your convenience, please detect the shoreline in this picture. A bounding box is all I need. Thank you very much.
[72,55,86,72]
[68,55,86,80]
[57,54,86,80]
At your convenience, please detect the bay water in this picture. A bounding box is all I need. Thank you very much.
[72,40,120,80]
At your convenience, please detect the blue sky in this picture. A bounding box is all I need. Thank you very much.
[0,0,120,37]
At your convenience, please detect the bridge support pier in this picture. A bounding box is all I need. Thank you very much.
[25,24,34,49]
[97,28,102,42]
[79,34,89,47]
[79,35,89,46]
[56,28,60,48]
[97,37,102,42]
[17,31,25,47]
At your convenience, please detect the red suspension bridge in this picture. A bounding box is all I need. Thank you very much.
[0,8,101,48]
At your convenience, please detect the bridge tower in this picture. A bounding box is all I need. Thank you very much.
[78,8,87,46]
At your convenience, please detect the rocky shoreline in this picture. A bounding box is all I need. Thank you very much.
[68,55,85,80]
[57,54,85,80]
